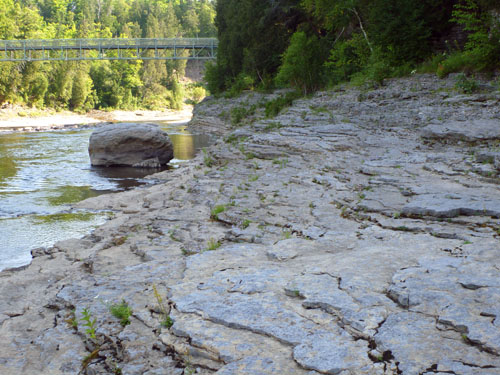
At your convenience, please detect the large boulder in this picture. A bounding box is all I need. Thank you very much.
[88,123,174,167]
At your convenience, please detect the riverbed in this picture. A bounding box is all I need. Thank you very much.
[0,120,211,271]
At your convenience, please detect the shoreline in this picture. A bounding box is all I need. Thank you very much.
[1,75,500,374]
[0,106,193,132]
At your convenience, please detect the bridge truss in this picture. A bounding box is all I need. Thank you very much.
[0,38,218,62]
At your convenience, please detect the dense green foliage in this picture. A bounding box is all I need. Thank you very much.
[207,0,499,95]
[0,0,216,110]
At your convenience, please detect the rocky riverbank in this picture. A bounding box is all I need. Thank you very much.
[0,106,193,132]
[1,74,500,374]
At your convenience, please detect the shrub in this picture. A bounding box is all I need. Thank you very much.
[454,73,479,93]
[436,51,476,78]
[191,86,206,103]
[204,61,226,95]
[227,73,255,97]
[325,33,371,86]
[276,31,328,94]
[451,0,500,71]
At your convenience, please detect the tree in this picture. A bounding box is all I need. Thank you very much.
[276,31,327,94]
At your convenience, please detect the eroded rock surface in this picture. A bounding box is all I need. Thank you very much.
[1,75,499,374]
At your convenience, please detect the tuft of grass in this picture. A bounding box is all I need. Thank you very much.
[206,238,222,251]
[282,230,292,239]
[272,158,289,169]
[65,309,78,329]
[230,104,256,126]
[161,315,174,328]
[265,91,301,118]
[263,121,283,132]
[241,219,251,229]
[109,300,132,327]
[202,148,215,167]
[210,204,226,221]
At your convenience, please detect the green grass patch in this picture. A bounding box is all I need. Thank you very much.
[109,300,132,327]
[265,91,301,118]
[210,204,226,220]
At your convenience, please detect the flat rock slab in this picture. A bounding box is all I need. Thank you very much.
[402,193,500,218]
[375,312,500,374]
[421,120,500,143]
[88,122,173,167]
[293,330,373,374]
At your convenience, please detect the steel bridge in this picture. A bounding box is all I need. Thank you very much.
[0,38,218,62]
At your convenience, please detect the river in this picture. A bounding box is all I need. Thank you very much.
[0,121,211,271]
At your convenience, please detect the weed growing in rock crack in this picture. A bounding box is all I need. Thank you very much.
[263,121,283,132]
[65,309,78,329]
[241,219,251,229]
[112,235,129,246]
[309,105,329,114]
[273,158,289,169]
[80,307,97,339]
[206,238,221,251]
[265,91,301,118]
[153,284,173,329]
[210,204,226,220]
[81,347,100,372]
[248,174,259,182]
[224,133,239,144]
[230,105,256,127]
[169,229,181,242]
[109,300,132,327]
[202,148,215,167]
[282,230,292,239]
[160,315,173,328]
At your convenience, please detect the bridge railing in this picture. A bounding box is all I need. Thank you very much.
[0,38,218,51]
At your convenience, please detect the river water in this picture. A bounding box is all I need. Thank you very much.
[0,121,211,271]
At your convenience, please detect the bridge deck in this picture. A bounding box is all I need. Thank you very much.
[0,38,218,62]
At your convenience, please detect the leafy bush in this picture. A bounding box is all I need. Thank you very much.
[451,0,500,71]
[204,61,226,95]
[226,73,255,97]
[454,73,479,93]
[325,33,370,86]
[191,86,206,103]
[436,51,477,78]
[276,32,328,94]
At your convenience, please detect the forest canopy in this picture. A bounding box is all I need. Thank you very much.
[206,0,500,95]
[0,0,216,110]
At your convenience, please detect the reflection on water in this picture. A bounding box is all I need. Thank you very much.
[0,120,212,270]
